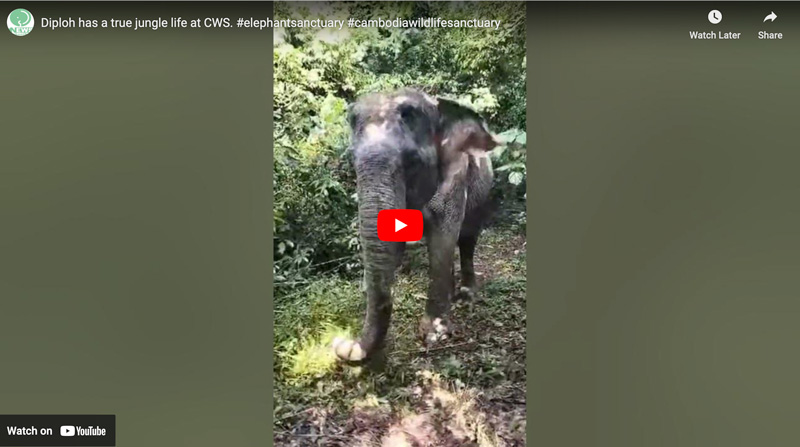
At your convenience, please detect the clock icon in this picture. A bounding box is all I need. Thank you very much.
[708,10,722,24]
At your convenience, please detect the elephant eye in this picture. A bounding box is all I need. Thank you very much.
[398,104,416,122]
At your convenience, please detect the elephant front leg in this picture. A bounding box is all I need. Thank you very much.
[420,226,460,344]
[420,182,467,345]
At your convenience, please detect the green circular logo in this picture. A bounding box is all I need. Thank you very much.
[8,8,34,36]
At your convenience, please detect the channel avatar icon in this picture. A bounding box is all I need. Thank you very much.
[377,209,423,242]
[7,8,34,36]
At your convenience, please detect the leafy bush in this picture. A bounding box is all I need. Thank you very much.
[274,2,527,294]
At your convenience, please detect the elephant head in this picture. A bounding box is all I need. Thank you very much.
[333,89,498,362]
[9,9,32,27]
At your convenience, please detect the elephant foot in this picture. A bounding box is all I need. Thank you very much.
[332,337,368,362]
[419,316,450,345]
[454,285,477,302]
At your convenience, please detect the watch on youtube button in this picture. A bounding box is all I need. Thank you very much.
[377,209,423,242]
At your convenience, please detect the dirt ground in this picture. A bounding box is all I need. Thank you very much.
[274,225,527,446]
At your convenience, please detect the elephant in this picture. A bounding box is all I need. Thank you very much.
[333,88,498,362]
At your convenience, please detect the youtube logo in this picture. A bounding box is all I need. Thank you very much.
[377,209,423,242]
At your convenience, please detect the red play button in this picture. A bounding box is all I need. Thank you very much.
[377,209,423,242]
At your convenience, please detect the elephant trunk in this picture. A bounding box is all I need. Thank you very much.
[334,149,405,361]
[357,152,406,354]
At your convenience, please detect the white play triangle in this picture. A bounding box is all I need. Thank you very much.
[395,219,407,232]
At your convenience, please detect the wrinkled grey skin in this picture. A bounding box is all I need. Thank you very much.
[333,89,497,362]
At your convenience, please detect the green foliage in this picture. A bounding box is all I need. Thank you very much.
[489,128,527,233]
[274,277,363,381]
[273,1,527,293]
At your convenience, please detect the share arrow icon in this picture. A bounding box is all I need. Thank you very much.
[764,12,777,23]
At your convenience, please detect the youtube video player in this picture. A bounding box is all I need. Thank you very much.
[3,2,800,447]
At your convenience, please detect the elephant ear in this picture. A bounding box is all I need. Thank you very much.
[346,102,358,131]
[435,98,499,153]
